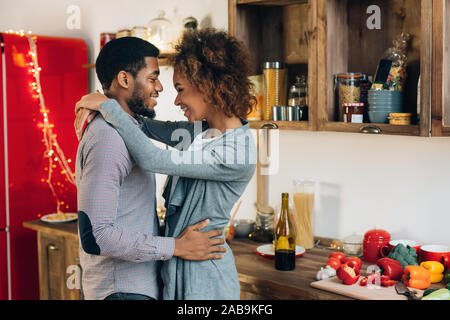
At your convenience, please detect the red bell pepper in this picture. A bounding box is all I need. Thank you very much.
[380,275,396,287]
[360,273,396,287]
[344,257,362,272]
[376,258,403,281]
[360,272,381,287]
[337,261,361,285]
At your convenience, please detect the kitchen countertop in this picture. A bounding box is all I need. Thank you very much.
[25,220,427,300]
[228,238,358,300]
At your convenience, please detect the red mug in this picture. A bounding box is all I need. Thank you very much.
[420,245,450,269]
[380,240,421,258]
[363,240,390,263]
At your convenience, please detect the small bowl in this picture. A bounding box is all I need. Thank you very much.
[232,219,256,238]
[368,111,390,124]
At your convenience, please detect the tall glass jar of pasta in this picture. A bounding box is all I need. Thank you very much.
[263,62,287,121]
[335,73,364,122]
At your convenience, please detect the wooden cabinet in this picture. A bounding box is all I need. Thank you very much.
[229,0,317,131]
[316,0,432,137]
[431,0,450,136]
[229,0,446,137]
[24,221,82,300]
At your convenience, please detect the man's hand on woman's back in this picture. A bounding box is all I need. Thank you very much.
[174,219,226,261]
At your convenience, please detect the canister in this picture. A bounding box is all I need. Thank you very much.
[131,26,148,40]
[247,75,264,121]
[286,106,299,121]
[363,228,391,263]
[100,33,116,50]
[264,62,287,121]
[334,73,365,121]
[272,106,287,121]
[116,29,131,38]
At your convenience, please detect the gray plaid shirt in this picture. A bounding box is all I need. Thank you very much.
[76,115,174,300]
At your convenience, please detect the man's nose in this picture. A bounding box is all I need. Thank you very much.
[156,80,163,92]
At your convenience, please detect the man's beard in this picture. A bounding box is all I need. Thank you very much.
[126,84,156,119]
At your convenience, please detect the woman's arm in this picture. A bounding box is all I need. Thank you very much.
[99,99,255,182]
[99,99,199,149]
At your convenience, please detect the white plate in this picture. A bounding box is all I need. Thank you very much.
[41,213,78,224]
[254,244,306,259]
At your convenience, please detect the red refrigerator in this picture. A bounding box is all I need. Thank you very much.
[0,33,87,299]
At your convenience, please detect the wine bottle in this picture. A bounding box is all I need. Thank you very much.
[275,193,296,271]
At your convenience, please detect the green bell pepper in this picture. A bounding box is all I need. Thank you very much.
[421,288,450,300]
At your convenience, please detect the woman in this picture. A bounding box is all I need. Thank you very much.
[75,28,257,300]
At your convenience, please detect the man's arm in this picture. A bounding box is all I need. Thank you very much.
[77,127,225,262]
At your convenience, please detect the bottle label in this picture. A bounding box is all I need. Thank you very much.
[276,236,291,251]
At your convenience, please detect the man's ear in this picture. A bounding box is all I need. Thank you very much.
[116,71,130,89]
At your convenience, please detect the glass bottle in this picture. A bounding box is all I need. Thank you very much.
[275,193,296,271]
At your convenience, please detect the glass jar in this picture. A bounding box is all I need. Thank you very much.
[342,103,364,123]
[116,29,131,39]
[250,205,275,243]
[131,26,148,41]
[335,73,365,121]
[263,62,287,121]
[100,32,116,50]
[247,75,264,121]
[147,10,174,53]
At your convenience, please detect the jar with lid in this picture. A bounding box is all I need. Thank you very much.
[100,33,116,50]
[250,205,275,243]
[288,75,308,121]
[334,73,365,121]
[116,29,131,39]
[147,10,174,53]
[131,26,148,41]
[363,227,391,263]
[263,62,287,121]
[342,103,364,123]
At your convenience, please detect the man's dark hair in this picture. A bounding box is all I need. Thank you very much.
[96,37,160,90]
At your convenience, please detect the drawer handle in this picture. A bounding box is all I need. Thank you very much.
[48,244,58,251]
[360,126,382,134]
[260,123,279,130]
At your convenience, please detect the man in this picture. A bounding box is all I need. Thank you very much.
[75,37,225,300]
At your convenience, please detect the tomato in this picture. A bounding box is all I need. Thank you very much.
[329,252,346,263]
[326,257,341,270]
[344,257,362,272]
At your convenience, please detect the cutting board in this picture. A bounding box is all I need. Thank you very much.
[310,277,425,300]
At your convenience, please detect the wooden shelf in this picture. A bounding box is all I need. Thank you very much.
[319,122,420,137]
[237,0,307,5]
[82,53,175,69]
[248,120,310,130]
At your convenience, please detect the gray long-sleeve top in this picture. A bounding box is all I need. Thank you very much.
[98,99,257,300]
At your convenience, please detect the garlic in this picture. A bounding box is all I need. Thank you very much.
[316,266,336,281]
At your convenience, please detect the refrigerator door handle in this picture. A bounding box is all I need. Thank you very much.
[0,227,8,232]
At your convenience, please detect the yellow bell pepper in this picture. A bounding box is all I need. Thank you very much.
[420,261,445,283]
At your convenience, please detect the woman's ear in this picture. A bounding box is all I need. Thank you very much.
[117,71,130,89]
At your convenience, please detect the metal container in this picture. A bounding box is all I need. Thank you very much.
[286,106,299,121]
[272,106,287,121]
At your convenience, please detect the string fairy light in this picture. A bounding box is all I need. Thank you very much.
[5,30,76,213]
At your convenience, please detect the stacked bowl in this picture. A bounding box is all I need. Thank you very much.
[368,90,404,124]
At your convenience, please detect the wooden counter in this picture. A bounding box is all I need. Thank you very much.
[24,220,357,300]
[229,238,355,300]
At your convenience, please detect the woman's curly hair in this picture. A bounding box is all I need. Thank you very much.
[169,28,256,119]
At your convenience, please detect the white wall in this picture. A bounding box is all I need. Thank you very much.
[1,0,449,246]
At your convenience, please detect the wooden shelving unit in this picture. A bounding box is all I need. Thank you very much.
[82,53,175,69]
[230,0,448,137]
[316,0,432,137]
